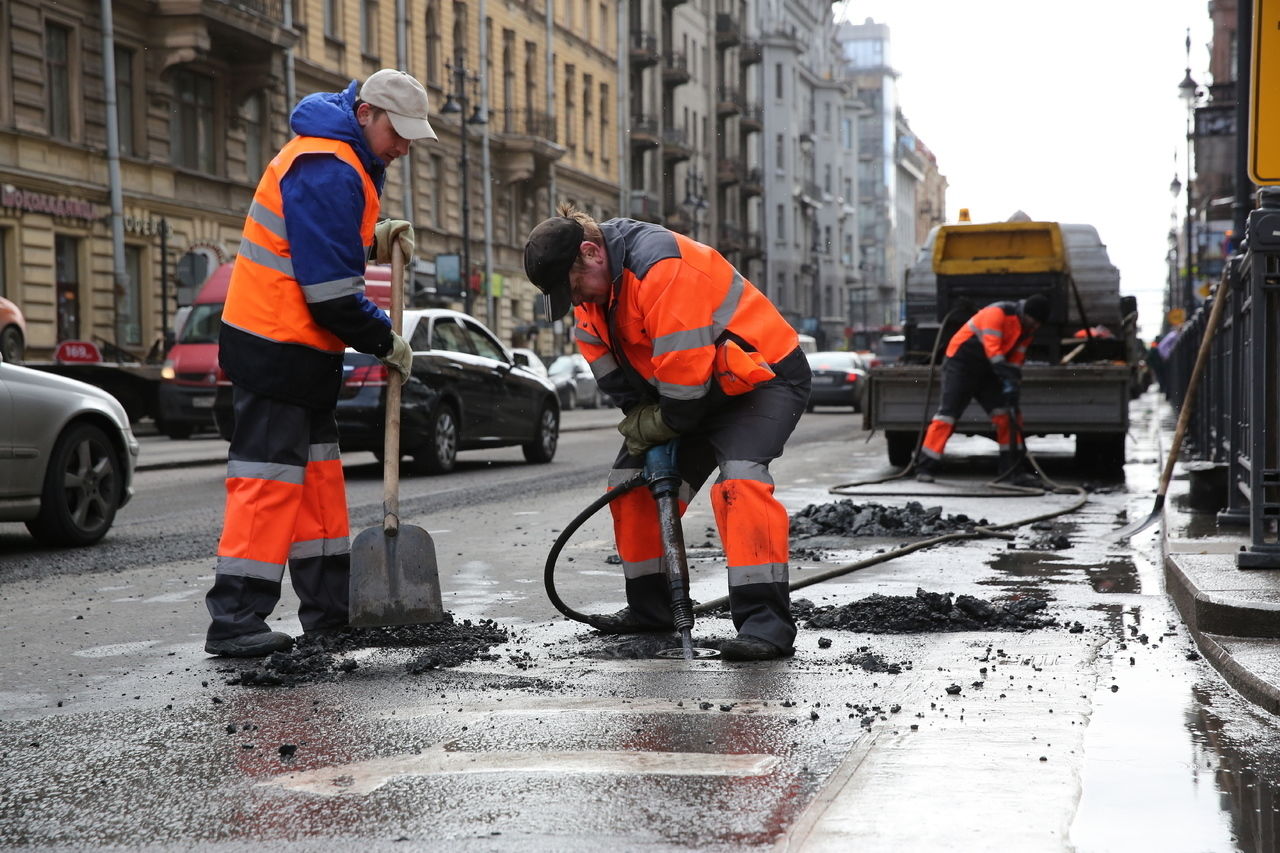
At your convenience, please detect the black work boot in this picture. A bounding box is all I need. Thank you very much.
[585,607,676,635]
[205,630,294,658]
[997,451,1041,488]
[914,457,938,483]
[719,634,794,661]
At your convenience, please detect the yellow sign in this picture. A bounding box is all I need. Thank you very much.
[1251,0,1280,183]
[1167,308,1187,326]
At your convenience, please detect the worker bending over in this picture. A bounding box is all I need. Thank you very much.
[523,205,812,661]
[913,294,1050,486]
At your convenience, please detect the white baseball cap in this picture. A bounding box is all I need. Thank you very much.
[359,69,437,140]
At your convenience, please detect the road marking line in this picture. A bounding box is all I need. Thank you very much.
[262,746,780,796]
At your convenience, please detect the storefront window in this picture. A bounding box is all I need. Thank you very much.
[55,235,80,341]
[117,245,143,347]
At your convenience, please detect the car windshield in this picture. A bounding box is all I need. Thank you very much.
[548,357,577,377]
[178,303,223,344]
[880,338,905,358]
[807,352,859,371]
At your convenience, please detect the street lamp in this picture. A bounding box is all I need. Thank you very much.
[441,61,487,316]
[1178,28,1201,314]
[1169,172,1182,322]
[680,167,707,241]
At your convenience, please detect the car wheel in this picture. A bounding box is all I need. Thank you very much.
[563,387,577,411]
[409,403,458,474]
[0,325,24,363]
[26,421,123,546]
[885,430,919,468]
[522,402,560,464]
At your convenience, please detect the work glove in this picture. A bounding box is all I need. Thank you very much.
[993,362,1021,407]
[381,332,413,385]
[618,404,679,457]
[1001,379,1020,409]
[374,219,415,266]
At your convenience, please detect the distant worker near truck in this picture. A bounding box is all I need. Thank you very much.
[913,294,1051,487]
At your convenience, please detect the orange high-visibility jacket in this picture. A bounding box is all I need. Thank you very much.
[573,219,801,433]
[945,301,1033,367]
[220,135,381,406]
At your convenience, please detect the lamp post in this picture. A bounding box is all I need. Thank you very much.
[1169,172,1182,323]
[1178,29,1201,315]
[441,61,487,316]
[680,167,707,242]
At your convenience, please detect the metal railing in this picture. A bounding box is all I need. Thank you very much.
[1164,187,1280,567]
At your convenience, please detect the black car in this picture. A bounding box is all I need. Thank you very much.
[336,309,560,473]
[216,309,560,474]
[805,351,868,412]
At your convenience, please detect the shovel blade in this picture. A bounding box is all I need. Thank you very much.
[1110,496,1165,543]
[349,523,444,627]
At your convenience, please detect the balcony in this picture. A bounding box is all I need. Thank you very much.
[630,190,662,223]
[630,31,660,68]
[715,13,741,49]
[663,0,689,10]
[716,87,743,118]
[739,103,763,133]
[153,0,297,71]
[717,157,743,186]
[719,222,743,254]
[741,166,763,197]
[490,108,566,184]
[662,127,692,162]
[743,232,763,259]
[664,208,692,234]
[629,115,660,150]
[662,51,691,88]
[799,119,816,144]
[740,38,762,66]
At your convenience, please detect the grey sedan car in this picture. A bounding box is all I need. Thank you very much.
[0,351,139,545]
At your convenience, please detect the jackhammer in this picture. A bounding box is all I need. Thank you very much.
[543,439,718,660]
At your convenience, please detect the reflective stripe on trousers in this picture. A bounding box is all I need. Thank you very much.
[205,386,351,640]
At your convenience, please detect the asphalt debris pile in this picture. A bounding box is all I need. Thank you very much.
[223,614,511,686]
[1017,521,1072,551]
[790,500,987,539]
[794,588,1055,634]
[846,648,912,674]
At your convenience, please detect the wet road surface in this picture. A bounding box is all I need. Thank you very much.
[2,398,1278,850]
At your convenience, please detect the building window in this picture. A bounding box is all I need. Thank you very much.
[582,0,590,37]
[171,69,215,172]
[55,235,81,341]
[599,2,608,46]
[114,45,137,155]
[425,4,440,85]
[776,204,785,241]
[324,0,342,39]
[242,92,267,179]
[582,74,593,157]
[599,83,610,165]
[774,63,783,100]
[46,23,73,140]
[429,154,443,226]
[0,228,8,299]
[775,133,784,170]
[452,2,468,62]
[118,245,144,347]
[564,64,575,149]
[824,163,832,193]
[361,0,379,57]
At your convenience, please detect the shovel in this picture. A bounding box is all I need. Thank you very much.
[349,241,444,627]
[1112,283,1228,543]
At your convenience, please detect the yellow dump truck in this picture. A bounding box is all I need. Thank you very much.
[863,218,1143,472]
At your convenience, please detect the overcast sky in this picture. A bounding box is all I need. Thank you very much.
[835,1,1217,339]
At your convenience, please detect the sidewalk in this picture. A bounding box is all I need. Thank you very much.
[1162,452,1280,716]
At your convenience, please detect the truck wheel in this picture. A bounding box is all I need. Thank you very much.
[163,422,194,440]
[522,402,560,464]
[1075,433,1126,473]
[886,430,919,468]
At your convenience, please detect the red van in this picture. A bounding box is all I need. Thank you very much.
[157,263,392,440]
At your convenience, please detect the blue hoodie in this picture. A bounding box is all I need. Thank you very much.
[280,80,392,354]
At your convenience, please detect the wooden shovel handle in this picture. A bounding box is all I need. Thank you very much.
[382,241,406,535]
[1155,280,1229,499]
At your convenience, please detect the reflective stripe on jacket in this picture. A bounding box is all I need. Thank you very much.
[945,301,1032,366]
[573,219,802,433]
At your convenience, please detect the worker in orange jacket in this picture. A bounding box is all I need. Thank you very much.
[914,294,1050,485]
[524,205,812,661]
[203,70,433,657]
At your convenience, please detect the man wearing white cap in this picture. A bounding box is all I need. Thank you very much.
[204,70,435,657]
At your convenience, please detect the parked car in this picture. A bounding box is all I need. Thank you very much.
[0,349,138,545]
[805,350,868,412]
[0,296,27,363]
[866,334,906,368]
[548,353,605,410]
[510,348,550,380]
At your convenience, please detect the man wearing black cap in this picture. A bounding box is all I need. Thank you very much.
[914,294,1050,486]
[524,204,811,661]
